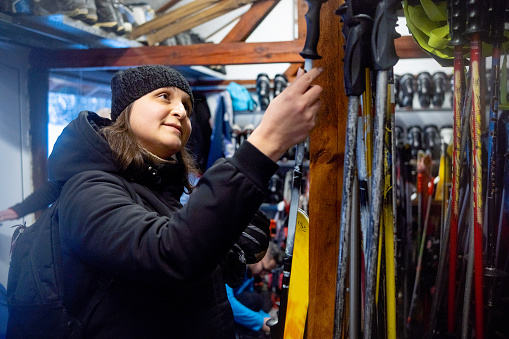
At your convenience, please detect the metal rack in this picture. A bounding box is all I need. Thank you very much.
[0,12,143,49]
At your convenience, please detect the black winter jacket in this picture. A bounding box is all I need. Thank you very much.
[47,111,278,338]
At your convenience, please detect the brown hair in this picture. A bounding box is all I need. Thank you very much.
[101,103,200,193]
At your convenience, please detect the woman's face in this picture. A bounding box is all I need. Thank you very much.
[130,87,192,159]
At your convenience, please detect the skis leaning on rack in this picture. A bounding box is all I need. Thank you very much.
[333,0,400,338]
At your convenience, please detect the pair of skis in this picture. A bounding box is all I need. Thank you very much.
[333,0,400,337]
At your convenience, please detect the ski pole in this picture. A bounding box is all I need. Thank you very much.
[465,0,486,336]
[383,71,397,339]
[484,2,507,335]
[268,1,327,338]
[462,186,475,339]
[350,173,361,339]
[439,127,453,241]
[447,0,467,332]
[407,178,434,328]
[364,0,399,336]
[495,112,509,268]
[333,1,375,336]
[400,143,413,336]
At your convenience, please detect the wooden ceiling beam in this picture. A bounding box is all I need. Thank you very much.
[30,33,425,70]
[30,39,306,69]
[131,0,220,39]
[221,0,280,43]
[395,35,428,58]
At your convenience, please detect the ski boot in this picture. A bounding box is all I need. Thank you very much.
[57,0,88,20]
[423,125,440,160]
[95,0,120,33]
[231,124,242,152]
[431,72,448,108]
[111,0,126,35]
[439,125,453,148]
[256,73,271,111]
[394,125,405,147]
[243,124,255,142]
[417,71,433,108]
[0,0,31,14]
[398,73,415,110]
[273,74,288,97]
[407,125,423,158]
[266,173,282,204]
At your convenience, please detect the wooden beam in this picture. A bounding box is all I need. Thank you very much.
[282,62,302,81]
[131,0,220,39]
[145,0,255,45]
[30,40,305,69]
[297,0,306,40]
[395,35,428,58]
[221,0,280,43]
[307,0,344,337]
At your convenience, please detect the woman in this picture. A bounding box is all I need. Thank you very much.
[32,65,322,338]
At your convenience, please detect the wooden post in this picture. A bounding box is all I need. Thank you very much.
[307,0,346,337]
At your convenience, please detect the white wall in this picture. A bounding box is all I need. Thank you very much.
[192,0,296,80]
[0,43,33,288]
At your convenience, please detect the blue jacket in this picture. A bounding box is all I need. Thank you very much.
[226,275,270,331]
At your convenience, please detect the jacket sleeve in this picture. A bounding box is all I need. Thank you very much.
[59,141,278,284]
[10,181,61,217]
[226,284,268,331]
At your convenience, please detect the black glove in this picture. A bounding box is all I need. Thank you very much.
[236,209,270,264]
[220,243,246,288]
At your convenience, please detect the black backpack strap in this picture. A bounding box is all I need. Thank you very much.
[78,274,113,325]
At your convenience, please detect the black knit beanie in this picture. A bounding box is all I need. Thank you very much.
[110,65,194,121]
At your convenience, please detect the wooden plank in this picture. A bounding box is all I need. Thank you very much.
[296,0,306,40]
[221,0,280,43]
[146,0,254,45]
[307,0,344,337]
[130,0,220,39]
[282,62,302,81]
[30,40,305,69]
[395,35,428,58]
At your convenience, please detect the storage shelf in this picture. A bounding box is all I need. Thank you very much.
[0,12,143,49]
[395,108,453,130]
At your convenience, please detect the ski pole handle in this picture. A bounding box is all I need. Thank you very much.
[465,0,487,36]
[448,0,467,46]
[299,0,328,61]
[488,0,507,42]
[371,0,400,70]
[342,16,372,96]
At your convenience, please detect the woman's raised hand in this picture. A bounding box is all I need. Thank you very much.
[247,67,323,162]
